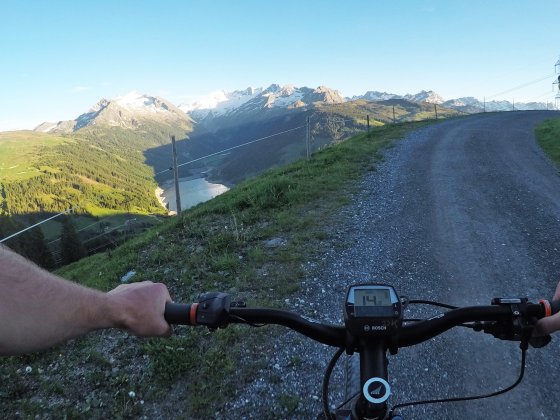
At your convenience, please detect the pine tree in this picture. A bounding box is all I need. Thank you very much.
[0,215,55,269]
[60,216,87,264]
[26,226,55,269]
[0,183,8,216]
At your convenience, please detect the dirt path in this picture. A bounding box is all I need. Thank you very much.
[225,111,560,419]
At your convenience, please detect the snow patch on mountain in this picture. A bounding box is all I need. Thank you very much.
[179,87,263,118]
[359,91,400,101]
[262,85,305,108]
[114,91,157,110]
[35,92,191,133]
[404,90,444,104]
[182,84,345,120]
[35,122,60,133]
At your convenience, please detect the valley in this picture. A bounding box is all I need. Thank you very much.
[0,85,550,268]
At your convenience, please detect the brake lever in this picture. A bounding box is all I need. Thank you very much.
[477,298,553,349]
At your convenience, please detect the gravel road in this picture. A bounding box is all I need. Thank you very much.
[224,111,560,419]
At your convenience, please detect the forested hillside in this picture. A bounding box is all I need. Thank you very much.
[0,126,185,216]
[0,123,191,267]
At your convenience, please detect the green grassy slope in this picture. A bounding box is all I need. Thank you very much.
[0,120,432,418]
[0,131,74,181]
[0,127,175,217]
[536,117,560,166]
[315,98,464,125]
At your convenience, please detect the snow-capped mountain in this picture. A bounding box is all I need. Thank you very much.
[35,91,192,134]
[354,90,550,112]
[355,90,444,104]
[359,91,401,101]
[179,87,263,119]
[404,90,444,104]
[181,84,345,122]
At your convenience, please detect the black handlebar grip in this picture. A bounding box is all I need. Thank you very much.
[164,302,193,325]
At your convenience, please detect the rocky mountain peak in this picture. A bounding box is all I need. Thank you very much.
[311,86,345,104]
[35,92,191,134]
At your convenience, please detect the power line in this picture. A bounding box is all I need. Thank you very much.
[47,218,106,245]
[155,125,307,176]
[0,207,77,243]
[82,221,131,244]
[525,90,557,101]
[486,74,554,99]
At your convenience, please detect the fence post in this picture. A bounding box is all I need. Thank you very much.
[434,103,438,120]
[171,135,182,215]
[367,115,370,136]
[392,105,396,123]
[306,116,311,159]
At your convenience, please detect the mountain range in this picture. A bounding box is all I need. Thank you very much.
[28,84,551,186]
[177,85,550,123]
[32,85,550,137]
[180,84,345,119]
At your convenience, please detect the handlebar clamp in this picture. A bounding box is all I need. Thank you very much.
[488,297,551,349]
[196,292,232,329]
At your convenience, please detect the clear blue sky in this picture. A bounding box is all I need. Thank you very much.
[1,0,559,131]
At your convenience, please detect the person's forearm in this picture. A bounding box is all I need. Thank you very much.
[0,245,117,355]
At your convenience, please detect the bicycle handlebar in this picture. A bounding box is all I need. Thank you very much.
[164,292,560,420]
[164,296,560,349]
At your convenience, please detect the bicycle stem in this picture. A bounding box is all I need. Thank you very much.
[352,339,390,419]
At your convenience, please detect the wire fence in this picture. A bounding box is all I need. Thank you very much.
[2,90,558,267]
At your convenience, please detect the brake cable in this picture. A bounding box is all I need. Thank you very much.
[408,299,458,310]
[389,341,528,417]
[322,347,345,420]
[228,314,265,327]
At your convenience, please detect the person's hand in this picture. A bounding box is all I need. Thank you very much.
[535,281,560,336]
[107,281,172,337]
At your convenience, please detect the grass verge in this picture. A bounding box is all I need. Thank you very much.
[536,117,560,167]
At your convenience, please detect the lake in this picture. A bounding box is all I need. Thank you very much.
[157,177,229,213]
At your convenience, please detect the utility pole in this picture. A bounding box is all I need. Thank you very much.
[554,59,560,109]
[306,116,310,159]
[392,105,396,123]
[366,115,370,136]
[483,96,486,113]
[434,103,438,120]
[512,98,515,112]
[171,135,182,215]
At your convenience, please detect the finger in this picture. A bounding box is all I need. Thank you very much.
[553,281,560,301]
[536,315,560,335]
[163,324,173,337]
